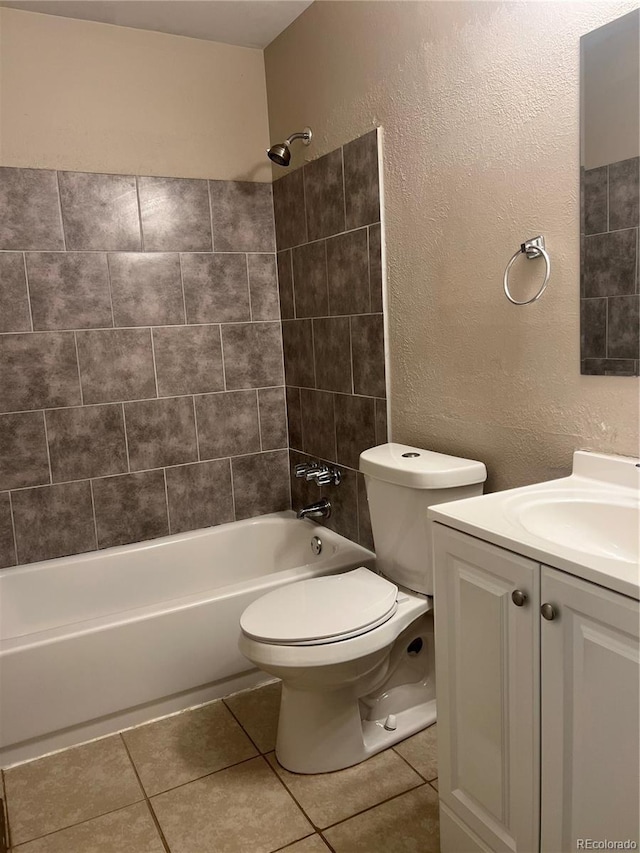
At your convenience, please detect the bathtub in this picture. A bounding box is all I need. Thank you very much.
[0,512,374,766]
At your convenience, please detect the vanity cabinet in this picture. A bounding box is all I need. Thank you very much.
[433,523,640,853]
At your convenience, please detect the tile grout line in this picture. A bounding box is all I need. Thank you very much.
[348,316,355,396]
[218,325,229,393]
[192,396,201,462]
[88,479,100,550]
[207,180,215,253]
[119,735,172,853]
[4,446,289,495]
[270,831,322,853]
[246,253,254,322]
[584,224,637,238]
[256,389,264,452]
[149,328,160,399]
[178,254,188,324]
[3,798,152,849]
[264,750,429,837]
[105,253,117,328]
[391,743,432,784]
[41,411,54,486]
[54,171,67,252]
[162,468,171,535]
[7,492,19,567]
[366,225,373,313]
[228,457,238,522]
[606,165,609,233]
[221,697,265,756]
[276,221,380,257]
[72,331,84,406]
[0,317,327,336]
[135,177,145,252]
[21,252,35,333]
[340,144,348,232]
[121,403,131,472]
[0,248,291,256]
[317,778,429,835]
[261,755,325,834]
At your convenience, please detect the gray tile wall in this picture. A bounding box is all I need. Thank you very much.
[273,130,387,550]
[581,156,639,375]
[0,167,290,567]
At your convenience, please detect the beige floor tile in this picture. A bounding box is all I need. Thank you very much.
[151,755,312,853]
[324,784,440,852]
[224,681,281,753]
[3,735,142,846]
[123,699,258,795]
[430,778,439,792]
[267,748,423,829]
[394,722,438,780]
[278,835,332,852]
[13,802,165,853]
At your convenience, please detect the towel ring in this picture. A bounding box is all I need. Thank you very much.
[503,236,551,305]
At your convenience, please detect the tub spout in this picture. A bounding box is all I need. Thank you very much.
[297,499,331,520]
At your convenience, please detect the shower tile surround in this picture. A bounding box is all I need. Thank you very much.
[0,167,289,566]
[273,129,387,549]
[0,129,386,566]
[581,156,640,375]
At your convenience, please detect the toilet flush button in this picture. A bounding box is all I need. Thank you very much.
[384,714,397,731]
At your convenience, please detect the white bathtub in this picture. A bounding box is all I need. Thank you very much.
[0,512,374,766]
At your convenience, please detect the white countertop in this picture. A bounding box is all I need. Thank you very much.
[428,451,640,601]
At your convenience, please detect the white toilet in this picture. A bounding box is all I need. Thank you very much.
[239,442,487,774]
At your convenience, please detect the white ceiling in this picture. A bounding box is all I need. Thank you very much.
[0,0,314,48]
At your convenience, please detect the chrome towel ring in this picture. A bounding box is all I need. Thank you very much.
[503,236,551,305]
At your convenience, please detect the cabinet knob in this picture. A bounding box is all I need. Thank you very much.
[541,603,557,621]
[511,589,528,607]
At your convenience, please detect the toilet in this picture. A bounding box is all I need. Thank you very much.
[239,443,487,774]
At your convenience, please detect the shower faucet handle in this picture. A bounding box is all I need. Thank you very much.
[314,466,342,487]
[295,461,341,487]
[295,461,320,480]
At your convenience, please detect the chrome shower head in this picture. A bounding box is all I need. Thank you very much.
[267,127,312,166]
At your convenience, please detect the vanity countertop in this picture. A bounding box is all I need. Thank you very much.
[428,451,640,601]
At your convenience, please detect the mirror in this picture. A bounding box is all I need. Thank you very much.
[580,9,639,376]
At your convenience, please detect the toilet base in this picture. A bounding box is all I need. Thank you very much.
[275,682,437,774]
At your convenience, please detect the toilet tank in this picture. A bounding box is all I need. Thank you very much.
[359,443,487,595]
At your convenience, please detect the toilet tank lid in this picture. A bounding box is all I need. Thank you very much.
[359,443,487,489]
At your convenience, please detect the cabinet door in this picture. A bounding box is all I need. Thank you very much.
[541,566,640,853]
[434,524,540,853]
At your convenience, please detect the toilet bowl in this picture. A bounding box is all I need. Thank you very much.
[239,443,487,774]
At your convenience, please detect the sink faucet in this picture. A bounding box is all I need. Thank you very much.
[297,498,331,520]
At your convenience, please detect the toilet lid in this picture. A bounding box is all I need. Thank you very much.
[240,568,398,645]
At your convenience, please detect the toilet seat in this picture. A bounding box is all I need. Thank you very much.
[240,567,398,646]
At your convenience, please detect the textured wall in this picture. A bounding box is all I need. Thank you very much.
[274,130,386,548]
[0,8,271,181]
[0,166,289,568]
[265,1,640,491]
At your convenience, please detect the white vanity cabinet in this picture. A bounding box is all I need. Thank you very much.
[433,523,640,853]
[540,566,640,852]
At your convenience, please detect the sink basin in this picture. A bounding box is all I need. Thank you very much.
[505,491,639,564]
[429,451,640,600]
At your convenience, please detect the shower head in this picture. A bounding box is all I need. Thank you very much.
[267,127,312,166]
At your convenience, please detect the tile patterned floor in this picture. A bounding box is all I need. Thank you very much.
[1,682,440,852]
